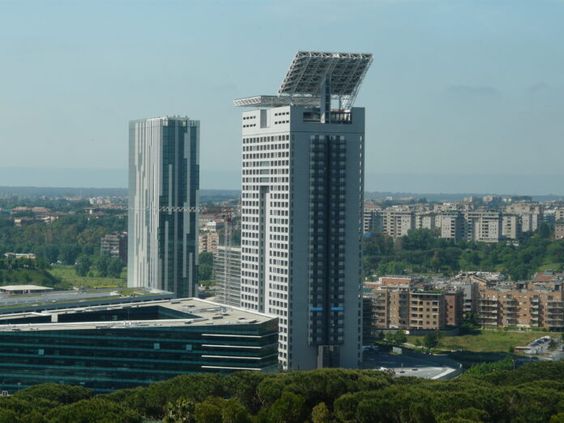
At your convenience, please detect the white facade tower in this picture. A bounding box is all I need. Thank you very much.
[235,52,372,370]
[128,116,200,298]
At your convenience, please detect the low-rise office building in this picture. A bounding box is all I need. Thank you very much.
[0,298,278,393]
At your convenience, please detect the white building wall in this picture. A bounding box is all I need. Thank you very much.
[240,106,363,370]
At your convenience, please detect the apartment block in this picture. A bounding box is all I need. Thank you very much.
[476,283,563,330]
[505,203,543,233]
[382,208,415,238]
[555,222,564,240]
[409,291,446,330]
[199,231,219,254]
[444,291,464,327]
[502,214,522,240]
[465,211,502,243]
[363,207,382,234]
[364,283,461,332]
[415,212,436,231]
[440,212,465,241]
[555,208,564,222]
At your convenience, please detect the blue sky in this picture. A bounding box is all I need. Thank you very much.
[1,0,563,193]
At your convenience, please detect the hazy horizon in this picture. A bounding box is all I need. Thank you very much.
[1,166,563,197]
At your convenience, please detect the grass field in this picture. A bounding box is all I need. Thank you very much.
[49,265,126,289]
[407,329,554,353]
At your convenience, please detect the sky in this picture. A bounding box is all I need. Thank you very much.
[0,0,563,194]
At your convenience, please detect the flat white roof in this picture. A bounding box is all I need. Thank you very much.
[0,285,53,292]
[0,297,276,332]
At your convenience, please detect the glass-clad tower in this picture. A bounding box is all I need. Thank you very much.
[128,116,200,298]
[235,52,372,370]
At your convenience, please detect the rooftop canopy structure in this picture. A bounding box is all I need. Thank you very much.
[234,50,373,110]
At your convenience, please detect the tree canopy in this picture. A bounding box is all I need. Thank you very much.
[0,361,562,422]
[364,228,564,280]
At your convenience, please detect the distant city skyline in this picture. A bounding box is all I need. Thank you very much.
[1,166,564,196]
[1,0,564,194]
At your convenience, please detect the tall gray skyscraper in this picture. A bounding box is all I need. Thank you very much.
[234,51,372,370]
[128,116,200,298]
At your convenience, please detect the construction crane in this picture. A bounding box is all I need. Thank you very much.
[128,206,201,213]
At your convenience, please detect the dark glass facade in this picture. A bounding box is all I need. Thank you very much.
[0,307,277,393]
[308,135,347,359]
[129,117,199,298]
[158,121,199,297]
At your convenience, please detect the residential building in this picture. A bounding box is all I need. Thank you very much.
[409,291,446,330]
[363,204,382,234]
[444,291,464,327]
[382,207,415,238]
[502,215,521,240]
[128,117,200,298]
[415,212,436,231]
[464,210,502,243]
[440,212,465,241]
[100,232,128,263]
[379,276,415,288]
[505,203,543,233]
[364,282,459,332]
[199,220,220,254]
[199,230,219,254]
[460,282,480,316]
[476,283,563,330]
[0,298,277,393]
[555,222,564,240]
[235,51,372,370]
[213,246,241,307]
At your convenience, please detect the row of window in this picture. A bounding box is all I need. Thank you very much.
[242,159,289,169]
[242,168,289,176]
[243,135,289,143]
[242,177,289,183]
[242,185,289,192]
[243,152,289,161]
